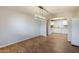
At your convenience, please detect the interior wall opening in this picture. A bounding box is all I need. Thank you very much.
[47,18,68,39]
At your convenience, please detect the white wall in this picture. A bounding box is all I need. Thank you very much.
[71,18,79,46]
[0,8,41,47]
[68,17,79,46]
[40,20,47,36]
[68,20,72,41]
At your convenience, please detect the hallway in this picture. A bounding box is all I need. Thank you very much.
[0,33,79,53]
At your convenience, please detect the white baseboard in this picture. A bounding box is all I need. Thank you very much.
[0,35,41,48]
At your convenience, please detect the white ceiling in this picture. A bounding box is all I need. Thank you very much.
[0,6,79,18]
[44,6,78,14]
[41,6,79,18]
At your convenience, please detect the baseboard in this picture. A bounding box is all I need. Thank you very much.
[0,35,42,48]
[71,44,79,47]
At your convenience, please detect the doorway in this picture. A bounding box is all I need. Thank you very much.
[46,18,68,40]
[48,18,68,34]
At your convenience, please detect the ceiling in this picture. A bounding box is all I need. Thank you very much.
[44,6,78,14]
[0,6,79,19]
[44,6,79,18]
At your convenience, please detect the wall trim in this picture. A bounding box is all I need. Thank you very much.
[0,35,41,48]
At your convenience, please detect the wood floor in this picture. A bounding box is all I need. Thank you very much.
[0,33,79,53]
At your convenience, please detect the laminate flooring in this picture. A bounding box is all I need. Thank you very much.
[0,33,79,53]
